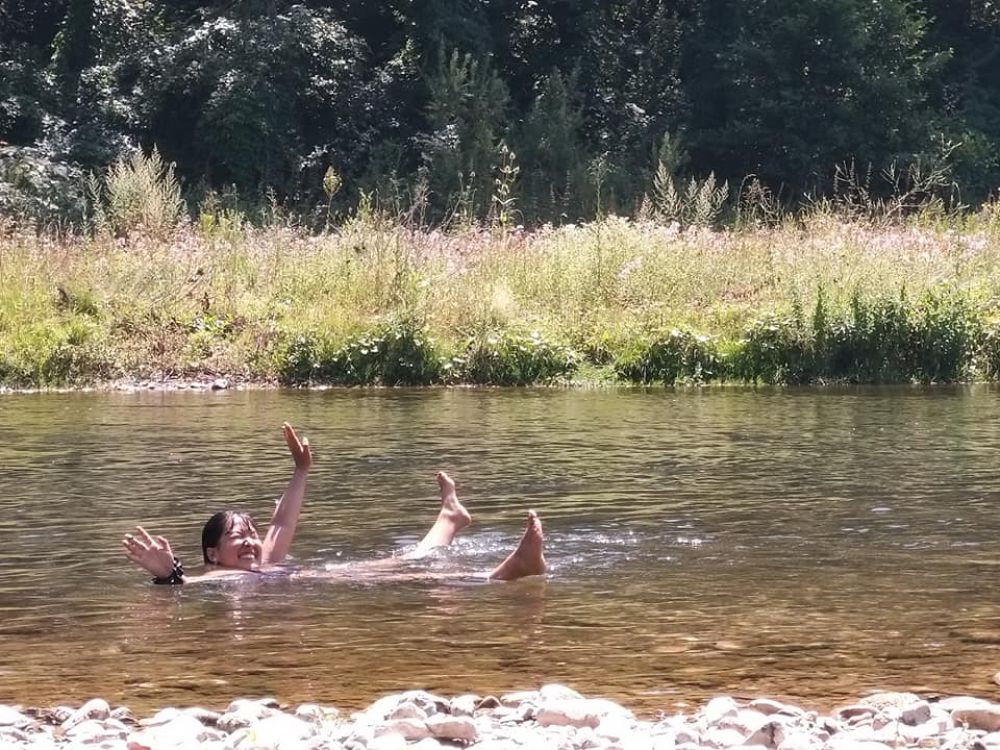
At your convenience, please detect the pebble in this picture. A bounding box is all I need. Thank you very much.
[3,690,1000,750]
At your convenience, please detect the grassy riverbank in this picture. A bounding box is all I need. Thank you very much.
[4,212,1000,388]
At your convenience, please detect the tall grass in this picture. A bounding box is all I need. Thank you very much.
[4,202,1000,386]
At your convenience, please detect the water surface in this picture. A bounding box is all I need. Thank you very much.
[1,387,998,714]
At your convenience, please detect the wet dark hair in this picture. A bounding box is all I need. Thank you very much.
[201,511,259,564]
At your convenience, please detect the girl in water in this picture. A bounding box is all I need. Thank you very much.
[121,423,546,584]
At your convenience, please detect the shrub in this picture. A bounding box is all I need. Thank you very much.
[0,318,117,386]
[729,315,813,384]
[615,328,720,384]
[279,317,442,385]
[450,329,579,385]
[90,148,185,237]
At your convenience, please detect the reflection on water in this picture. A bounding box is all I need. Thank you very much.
[1,386,999,714]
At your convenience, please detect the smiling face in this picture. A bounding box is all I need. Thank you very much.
[202,512,262,570]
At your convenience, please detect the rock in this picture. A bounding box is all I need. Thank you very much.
[837,706,878,722]
[126,713,211,750]
[0,707,29,728]
[387,701,428,721]
[536,698,632,731]
[361,692,447,724]
[539,685,585,702]
[449,695,478,716]
[937,697,994,713]
[425,715,479,743]
[902,702,933,726]
[476,696,502,711]
[750,700,806,718]
[111,706,136,724]
[373,719,430,741]
[993,674,1000,688]
[368,733,408,750]
[218,701,275,732]
[859,693,922,715]
[701,697,740,725]
[61,698,111,732]
[825,738,894,750]
[746,719,791,749]
[982,731,1000,747]
[211,378,229,390]
[717,709,770,737]
[701,726,746,748]
[776,731,824,750]
[294,704,337,723]
[410,739,446,750]
[246,713,316,749]
[952,707,1000,732]
[65,717,128,743]
[184,707,221,726]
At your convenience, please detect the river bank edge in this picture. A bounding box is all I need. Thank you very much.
[4,685,1000,750]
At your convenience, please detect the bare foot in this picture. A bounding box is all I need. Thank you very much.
[436,471,472,532]
[409,472,474,556]
[489,510,547,581]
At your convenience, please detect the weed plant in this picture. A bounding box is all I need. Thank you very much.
[7,163,1000,387]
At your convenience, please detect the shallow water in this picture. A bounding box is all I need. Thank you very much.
[1,386,999,715]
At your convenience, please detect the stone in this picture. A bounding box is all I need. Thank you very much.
[937,698,994,713]
[750,700,805,718]
[952,707,1000,733]
[858,693,922,715]
[65,718,127,743]
[701,697,740,725]
[218,702,275,733]
[373,719,430,741]
[61,699,111,732]
[539,685,585,702]
[902,702,933,726]
[211,378,229,390]
[537,700,603,730]
[837,706,878,722]
[294,704,337,723]
[701,726,746,748]
[426,715,479,743]
[126,713,211,750]
[718,709,770,737]
[776,732,824,750]
[0,707,28,728]
[449,695,479,716]
[367,734,408,750]
[387,701,428,721]
[247,713,317,748]
[746,719,791,749]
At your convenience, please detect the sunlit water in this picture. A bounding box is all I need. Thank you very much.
[1,387,999,715]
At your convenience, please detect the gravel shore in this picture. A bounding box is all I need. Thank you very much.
[3,686,1000,750]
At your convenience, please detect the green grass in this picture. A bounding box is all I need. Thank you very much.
[4,210,1000,387]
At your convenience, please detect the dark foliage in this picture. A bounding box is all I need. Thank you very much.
[0,0,995,224]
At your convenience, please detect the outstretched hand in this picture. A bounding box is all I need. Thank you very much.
[122,526,176,579]
[283,422,311,472]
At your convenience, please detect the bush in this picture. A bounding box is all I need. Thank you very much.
[279,317,442,385]
[615,328,720,384]
[819,290,977,383]
[0,318,117,386]
[450,329,579,385]
[729,315,813,384]
[90,148,186,237]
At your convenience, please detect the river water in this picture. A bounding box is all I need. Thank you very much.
[1,387,998,715]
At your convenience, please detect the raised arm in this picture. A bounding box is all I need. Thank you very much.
[261,422,312,564]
